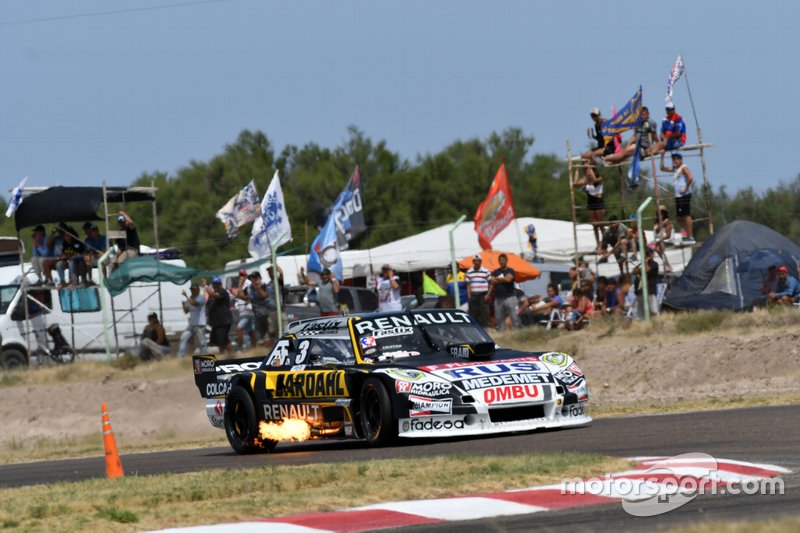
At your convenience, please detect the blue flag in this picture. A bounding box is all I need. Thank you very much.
[307,166,365,280]
[5,176,28,218]
[601,86,643,139]
[626,143,641,191]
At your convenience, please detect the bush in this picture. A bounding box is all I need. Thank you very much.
[674,310,731,334]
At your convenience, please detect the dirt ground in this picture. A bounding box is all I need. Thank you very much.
[2,315,799,454]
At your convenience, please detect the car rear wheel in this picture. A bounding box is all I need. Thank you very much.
[224,385,276,454]
[360,378,396,446]
[1,348,27,370]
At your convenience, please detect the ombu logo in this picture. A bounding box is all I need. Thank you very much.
[483,384,540,405]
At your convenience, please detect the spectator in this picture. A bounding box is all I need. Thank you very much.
[138,312,170,361]
[177,283,207,357]
[649,102,687,155]
[518,283,564,326]
[490,253,519,331]
[660,152,695,245]
[265,265,288,342]
[246,271,271,345]
[300,267,340,317]
[206,277,233,354]
[466,254,491,327]
[82,223,107,284]
[598,216,630,274]
[604,276,625,316]
[111,211,140,271]
[582,107,616,161]
[376,264,402,312]
[30,225,52,286]
[625,215,646,258]
[562,286,592,331]
[577,258,596,285]
[45,225,65,286]
[573,164,605,247]
[233,269,257,351]
[768,266,799,305]
[605,106,660,162]
[55,224,85,288]
[593,276,608,315]
[762,265,779,295]
[650,205,674,272]
[633,248,660,317]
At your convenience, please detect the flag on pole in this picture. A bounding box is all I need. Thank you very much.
[307,166,366,279]
[5,176,29,218]
[474,163,516,250]
[422,273,447,296]
[601,86,643,139]
[216,180,261,238]
[248,171,292,259]
[666,55,684,104]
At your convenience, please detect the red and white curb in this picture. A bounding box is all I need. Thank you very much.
[151,456,789,532]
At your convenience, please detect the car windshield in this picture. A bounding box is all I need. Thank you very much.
[0,285,19,315]
[354,310,493,360]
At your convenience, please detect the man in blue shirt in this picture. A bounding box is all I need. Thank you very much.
[768,265,799,305]
[82,223,107,284]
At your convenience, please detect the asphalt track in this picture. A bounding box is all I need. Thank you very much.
[2,404,798,531]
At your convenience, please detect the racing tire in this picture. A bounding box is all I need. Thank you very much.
[359,378,396,446]
[224,386,276,454]
[1,348,27,370]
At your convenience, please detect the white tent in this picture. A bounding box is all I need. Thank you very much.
[254,216,691,284]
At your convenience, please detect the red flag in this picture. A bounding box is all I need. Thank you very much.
[474,163,516,250]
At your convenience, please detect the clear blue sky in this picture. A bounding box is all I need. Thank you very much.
[2,0,797,200]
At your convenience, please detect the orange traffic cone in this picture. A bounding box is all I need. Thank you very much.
[101,403,124,479]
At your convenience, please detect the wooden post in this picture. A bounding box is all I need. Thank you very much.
[617,167,627,218]
[651,157,662,228]
[567,141,580,271]
[102,183,120,357]
[151,180,163,321]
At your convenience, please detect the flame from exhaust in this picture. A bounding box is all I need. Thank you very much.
[258,419,311,442]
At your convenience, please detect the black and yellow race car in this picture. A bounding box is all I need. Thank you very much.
[193,309,590,454]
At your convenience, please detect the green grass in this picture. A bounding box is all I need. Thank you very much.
[0,452,630,533]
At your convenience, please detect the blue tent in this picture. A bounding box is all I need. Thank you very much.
[663,221,800,311]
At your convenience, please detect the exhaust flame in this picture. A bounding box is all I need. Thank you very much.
[258,419,311,442]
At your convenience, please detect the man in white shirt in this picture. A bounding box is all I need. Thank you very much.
[376,264,402,312]
[466,255,491,326]
[177,283,207,357]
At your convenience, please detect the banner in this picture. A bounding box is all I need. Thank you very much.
[422,273,447,296]
[5,176,28,218]
[248,171,292,259]
[665,54,684,104]
[307,166,366,278]
[601,86,643,139]
[474,163,516,250]
[216,180,261,238]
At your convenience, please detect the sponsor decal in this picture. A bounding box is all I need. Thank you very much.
[194,358,218,374]
[372,327,413,338]
[290,365,307,372]
[217,361,262,373]
[568,403,585,417]
[269,371,348,398]
[354,311,471,335]
[210,415,225,428]
[385,369,425,381]
[420,355,541,372]
[263,403,322,422]
[443,361,541,379]
[206,381,232,397]
[568,382,589,402]
[335,398,351,407]
[457,373,549,391]
[567,362,583,376]
[300,319,344,335]
[483,384,541,405]
[360,336,376,349]
[554,369,583,387]
[402,417,466,432]
[541,352,570,367]
[449,344,473,359]
[408,395,453,417]
[214,401,224,416]
[395,380,452,396]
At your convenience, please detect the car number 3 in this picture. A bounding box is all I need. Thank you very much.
[294,340,310,365]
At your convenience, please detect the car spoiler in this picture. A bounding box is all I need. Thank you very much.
[192,354,265,399]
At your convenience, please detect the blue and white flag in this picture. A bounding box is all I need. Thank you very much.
[248,171,292,259]
[665,55,684,104]
[307,166,365,280]
[216,180,261,238]
[5,176,28,218]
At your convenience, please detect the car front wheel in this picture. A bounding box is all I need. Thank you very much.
[360,378,396,446]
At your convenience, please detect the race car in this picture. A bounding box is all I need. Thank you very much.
[192,309,590,454]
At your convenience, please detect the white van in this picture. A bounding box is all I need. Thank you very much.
[0,262,189,369]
